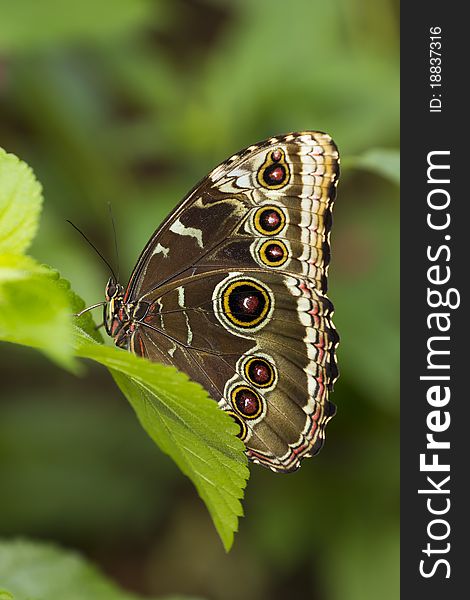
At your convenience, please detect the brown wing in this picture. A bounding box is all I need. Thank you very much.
[125,131,340,472]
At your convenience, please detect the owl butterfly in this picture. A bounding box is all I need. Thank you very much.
[104,132,340,473]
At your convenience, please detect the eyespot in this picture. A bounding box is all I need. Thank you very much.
[231,385,263,419]
[225,409,248,440]
[244,356,276,388]
[253,205,286,235]
[258,239,289,267]
[263,164,286,185]
[213,275,275,335]
[221,279,272,328]
[257,148,290,190]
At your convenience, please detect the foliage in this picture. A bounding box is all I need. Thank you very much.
[0,539,201,600]
[0,148,42,254]
[0,149,74,369]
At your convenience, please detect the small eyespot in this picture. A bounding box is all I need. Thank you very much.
[263,164,286,185]
[258,239,289,267]
[231,386,263,419]
[257,148,290,190]
[244,357,276,388]
[253,205,286,235]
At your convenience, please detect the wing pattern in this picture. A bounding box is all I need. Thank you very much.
[110,131,340,472]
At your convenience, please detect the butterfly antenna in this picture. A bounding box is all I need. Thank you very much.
[66,220,118,281]
[74,302,106,318]
[107,202,120,282]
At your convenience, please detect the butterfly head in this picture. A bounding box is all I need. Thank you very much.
[104,276,125,336]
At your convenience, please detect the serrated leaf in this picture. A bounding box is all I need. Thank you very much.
[57,274,103,344]
[0,253,48,282]
[73,328,249,551]
[0,148,43,255]
[346,148,400,185]
[0,256,76,370]
[0,539,203,600]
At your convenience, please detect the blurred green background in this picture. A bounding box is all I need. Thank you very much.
[0,1,399,599]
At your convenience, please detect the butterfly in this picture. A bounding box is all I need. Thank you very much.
[102,131,340,473]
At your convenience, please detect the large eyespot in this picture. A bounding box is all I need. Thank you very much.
[244,356,277,389]
[231,385,263,419]
[253,205,286,235]
[224,282,268,326]
[257,148,290,190]
[213,275,274,334]
[225,409,248,440]
[258,239,289,267]
[219,277,274,329]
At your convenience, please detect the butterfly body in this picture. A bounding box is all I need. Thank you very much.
[105,131,340,473]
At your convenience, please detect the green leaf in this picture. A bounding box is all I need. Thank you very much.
[0,253,47,282]
[0,256,76,370]
[0,538,203,600]
[0,148,43,255]
[0,150,77,369]
[73,328,249,551]
[56,274,103,344]
[345,148,400,184]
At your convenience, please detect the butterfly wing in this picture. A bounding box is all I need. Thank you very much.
[121,131,340,472]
